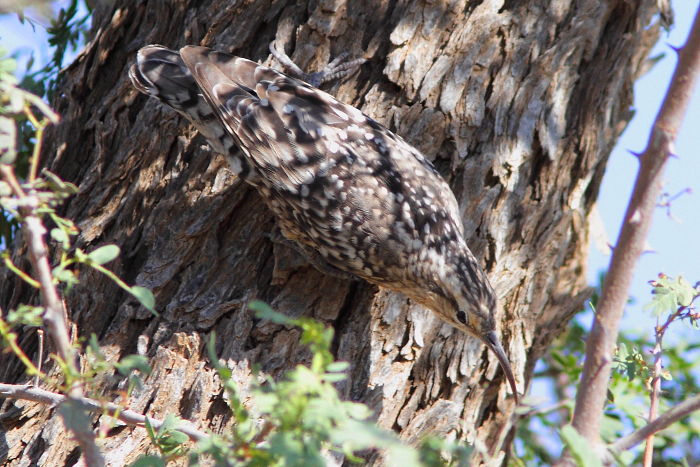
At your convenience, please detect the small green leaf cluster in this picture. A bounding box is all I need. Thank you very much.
[144,414,192,461]
[644,274,699,319]
[612,343,655,385]
[50,233,155,312]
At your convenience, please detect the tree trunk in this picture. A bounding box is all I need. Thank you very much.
[1,0,662,465]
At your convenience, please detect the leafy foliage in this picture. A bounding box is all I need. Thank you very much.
[645,274,699,319]
[514,273,700,466]
[118,300,475,466]
[171,300,471,466]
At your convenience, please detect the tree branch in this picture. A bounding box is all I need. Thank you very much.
[570,5,700,448]
[0,162,105,465]
[0,165,76,377]
[611,393,700,452]
[0,383,209,442]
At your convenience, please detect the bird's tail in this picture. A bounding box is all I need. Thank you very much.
[129,45,248,172]
[129,45,202,115]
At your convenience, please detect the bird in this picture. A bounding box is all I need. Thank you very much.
[129,44,519,403]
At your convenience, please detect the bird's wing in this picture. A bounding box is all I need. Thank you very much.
[179,47,462,236]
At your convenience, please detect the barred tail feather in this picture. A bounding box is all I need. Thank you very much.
[129,45,254,178]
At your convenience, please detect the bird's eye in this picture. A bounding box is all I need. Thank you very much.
[456,311,467,324]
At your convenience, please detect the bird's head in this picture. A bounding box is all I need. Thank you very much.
[413,247,520,404]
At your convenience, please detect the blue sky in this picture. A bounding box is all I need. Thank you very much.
[1,4,698,334]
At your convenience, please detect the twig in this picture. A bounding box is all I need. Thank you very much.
[35,329,44,387]
[0,383,208,442]
[569,5,700,450]
[642,303,684,465]
[517,399,573,419]
[0,166,75,372]
[251,420,275,444]
[643,318,663,466]
[23,104,49,183]
[611,393,700,452]
[0,309,44,378]
[2,254,41,288]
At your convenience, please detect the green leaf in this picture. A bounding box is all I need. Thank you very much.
[166,428,189,445]
[129,455,166,467]
[0,48,18,83]
[560,425,603,467]
[50,228,70,249]
[52,266,77,286]
[114,354,151,377]
[57,399,93,440]
[144,416,157,441]
[6,305,43,327]
[43,169,79,196]
[87,244,120,265]
[250,300,293,325]
[326,361,349,372]
[129,286,155,313]
[152,414,189,456]
[617,343,628,359]
[677,276,695,307]
[645,274,698,316]
[343,401,371,420]
[322,372,347,382]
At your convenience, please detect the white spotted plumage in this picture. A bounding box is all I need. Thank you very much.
[130,44,518,401]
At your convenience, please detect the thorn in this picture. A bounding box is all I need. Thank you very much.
[667,43,682,55]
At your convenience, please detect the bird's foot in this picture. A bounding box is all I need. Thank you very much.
[269,41,366,88]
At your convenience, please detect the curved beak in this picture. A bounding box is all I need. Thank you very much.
[484,331,519,404]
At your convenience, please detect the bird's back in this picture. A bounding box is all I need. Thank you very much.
[132,46,468,292]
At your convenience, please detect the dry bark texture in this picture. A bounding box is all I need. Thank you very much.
[0,0,662,465]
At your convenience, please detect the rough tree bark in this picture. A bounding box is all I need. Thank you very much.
[0,0,663,465]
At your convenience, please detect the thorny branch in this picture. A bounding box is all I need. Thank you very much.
[569,4,700,455]
[0,383,208,442]
[642,291,699,465]
[0,166,76,372]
